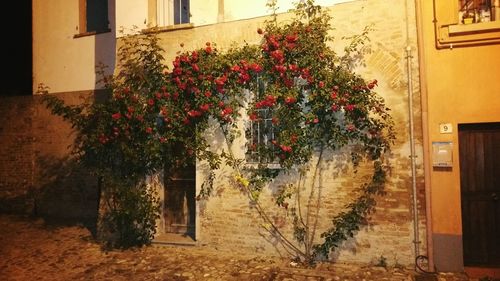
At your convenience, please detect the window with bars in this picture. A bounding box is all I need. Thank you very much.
[245,77,310,164]
[246,108,277,163]
[245,78,277,164]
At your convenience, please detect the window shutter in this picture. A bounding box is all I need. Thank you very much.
[435,0,459,26]
[86,0,109,32]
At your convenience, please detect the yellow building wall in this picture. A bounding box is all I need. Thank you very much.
[418,0,500,272]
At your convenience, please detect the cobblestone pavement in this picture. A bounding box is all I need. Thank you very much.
[0,215,474,281]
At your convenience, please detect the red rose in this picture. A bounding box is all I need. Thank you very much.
[285,96,297,104]
[286,34,298,43]
[280,145,292,153]
[199,104,210,112]
[98,134,108,144]
[187,110,202,117]
[222,107,233,116]
[289,64,299,72]
[344,104,355,111]
[112,113,121,120]
[249,113,258,121]
[270,50,284,62]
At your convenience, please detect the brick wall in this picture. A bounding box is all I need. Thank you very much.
[150,0,426,266]
[0,92,99,225]
[0,96,36,213]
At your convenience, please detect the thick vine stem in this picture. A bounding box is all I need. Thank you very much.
[304,145,324,258]
[308,146,325,257]
[220,125,307,259]
[295,170,307,229]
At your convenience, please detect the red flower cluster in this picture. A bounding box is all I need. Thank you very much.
[255,95,277,108]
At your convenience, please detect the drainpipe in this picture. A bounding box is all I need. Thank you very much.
[405,45,421,262]
[414,0,435,271]
[405,0,421,264]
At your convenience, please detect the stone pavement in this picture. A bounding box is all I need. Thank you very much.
[0,215,473,281]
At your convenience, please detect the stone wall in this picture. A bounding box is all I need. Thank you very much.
[149,0,426,266]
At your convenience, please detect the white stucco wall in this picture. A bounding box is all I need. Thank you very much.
[115,0,357,35]
[224,0,355,21]
[115,0,149,34]
[33,0,116,94]
[190,0,219,25]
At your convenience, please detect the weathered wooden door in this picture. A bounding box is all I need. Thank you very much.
[459,123,500,267]
[164,165,196,238]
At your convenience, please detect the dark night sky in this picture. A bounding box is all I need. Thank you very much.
[2,1,32,96]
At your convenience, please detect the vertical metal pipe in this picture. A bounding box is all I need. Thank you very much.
[414,0,435,271]
[406,45,420,259]
[405,0,423,265]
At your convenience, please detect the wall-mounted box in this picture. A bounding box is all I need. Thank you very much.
[432,141,453,167]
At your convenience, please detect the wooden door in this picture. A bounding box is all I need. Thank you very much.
[459,123,500,267]
[164,165,196,238]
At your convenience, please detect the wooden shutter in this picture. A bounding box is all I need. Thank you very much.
[434,0,459,26]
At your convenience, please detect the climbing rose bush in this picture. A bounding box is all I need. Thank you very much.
[42,0,393,262]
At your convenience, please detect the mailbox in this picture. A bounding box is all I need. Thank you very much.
[432,141,453,167]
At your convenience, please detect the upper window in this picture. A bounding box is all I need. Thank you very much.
[458,0,497,24]
[78,0,110,35]
[156,0,190,27]
[433,0,500,47]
